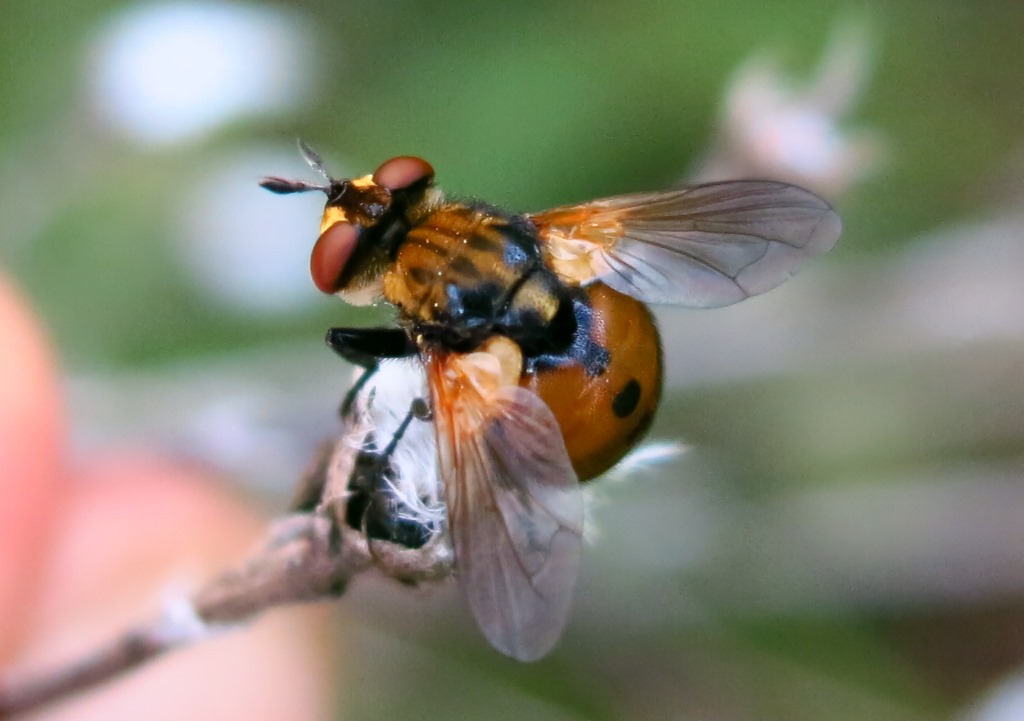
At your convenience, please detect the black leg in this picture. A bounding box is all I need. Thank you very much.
[325,327,416,417]
[379,398,431,458]
[340,365,378,419]
[345,398,435,549]
[325,327,416,366]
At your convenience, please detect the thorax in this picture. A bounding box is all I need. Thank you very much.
[384,203,567,352]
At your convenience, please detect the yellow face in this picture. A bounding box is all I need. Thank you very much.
[317,175,378,233]
[308,168,438,306]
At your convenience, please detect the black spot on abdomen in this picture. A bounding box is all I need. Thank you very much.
[612,378,642,418]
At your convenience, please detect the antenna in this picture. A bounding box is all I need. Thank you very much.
[258,177,327,195]
[258,139,334,195]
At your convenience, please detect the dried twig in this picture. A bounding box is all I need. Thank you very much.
[0,357,454,718]
[0,501,451,718]
[0,513,334,716]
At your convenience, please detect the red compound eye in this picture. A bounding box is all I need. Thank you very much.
[310,221,359,294]
[372,156,434,191]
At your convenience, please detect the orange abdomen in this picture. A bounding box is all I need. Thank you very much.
[522,283,662,482]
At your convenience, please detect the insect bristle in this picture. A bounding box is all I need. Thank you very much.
[298,139,331,181]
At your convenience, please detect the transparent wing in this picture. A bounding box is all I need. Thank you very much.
[430,354,583,662]
[529,180,841,308]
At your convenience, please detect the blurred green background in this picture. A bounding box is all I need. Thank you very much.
[4,0,1024,719]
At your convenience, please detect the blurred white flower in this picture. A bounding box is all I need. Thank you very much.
[88,1,316,146]
[963,672,1024,721]
[698,20,882,196]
